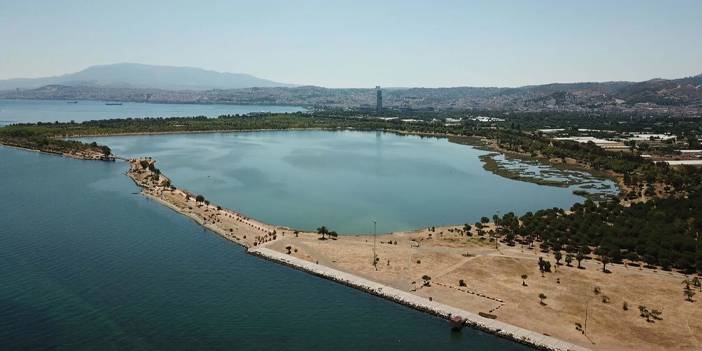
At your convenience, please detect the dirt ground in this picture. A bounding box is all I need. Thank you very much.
[263,226,702,351]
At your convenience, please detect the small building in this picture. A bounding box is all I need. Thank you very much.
[553,137,629,151]
[663,160,702,166]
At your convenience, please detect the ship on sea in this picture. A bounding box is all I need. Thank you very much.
[66,101,78,104]
[105,102,123,105]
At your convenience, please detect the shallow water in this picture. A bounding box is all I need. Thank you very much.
[0,147,531,351]
[84,130,613,234]
[0,99,304,124]
[489,154,619,198]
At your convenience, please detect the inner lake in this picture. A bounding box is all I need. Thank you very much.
[84,130,617,234]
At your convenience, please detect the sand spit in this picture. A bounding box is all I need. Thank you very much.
[124,157,594,351]
[127,158,279,248]
[0,143,115,161]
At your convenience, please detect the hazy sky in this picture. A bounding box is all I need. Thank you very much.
[1,0,701,87]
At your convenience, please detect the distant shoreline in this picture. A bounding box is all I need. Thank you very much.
[0,97,310,109]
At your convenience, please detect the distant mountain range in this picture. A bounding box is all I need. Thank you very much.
[0,64,700,113]
[0,63,293,91]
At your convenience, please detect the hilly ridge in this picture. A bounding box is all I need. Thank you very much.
[1,65,700,113]
[0,63,293,91]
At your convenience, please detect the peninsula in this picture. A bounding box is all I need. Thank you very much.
[2,113,701,351]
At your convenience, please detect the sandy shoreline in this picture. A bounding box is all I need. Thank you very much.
[121,154,702,351]
[123,157,595,351]
[5,141,695,350]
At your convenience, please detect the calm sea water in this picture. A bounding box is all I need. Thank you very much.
[0,147,531,351]
[85,130,604,234]
[0,99,304,124]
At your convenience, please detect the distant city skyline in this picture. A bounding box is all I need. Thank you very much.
[1,0,701,88]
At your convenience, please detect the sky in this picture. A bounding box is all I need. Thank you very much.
[1,0,701,88]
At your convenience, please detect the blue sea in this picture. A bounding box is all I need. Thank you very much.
[0,147,531,350]
[0,99,304,125]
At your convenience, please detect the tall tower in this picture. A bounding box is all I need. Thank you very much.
[376,86,383,114]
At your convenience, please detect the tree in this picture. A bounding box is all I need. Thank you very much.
[538,257,552,276]
[554,251,563,265]
[521,274,528,286]
[329,231,338,239]
[195,194,205,202]
[463,223,472,236]
[692,277,702,291]
[285,246,292,254]
[684,288,696,302]
[576,250,586,269]
[422,275,432,287]
[683,279,696,302]
[316,226,329,240]
[565,253,573,267]
[538,293,547,305]
[99,145,111,156]
[481,216,490,224]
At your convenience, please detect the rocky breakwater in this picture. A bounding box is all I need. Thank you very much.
[249,247,591,351]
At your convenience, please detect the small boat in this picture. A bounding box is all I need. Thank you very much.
[66,101,78,104]
[450,315,466,332]
[105,102,123,106]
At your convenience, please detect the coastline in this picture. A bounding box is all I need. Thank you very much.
[62,127,340,138]
[0,143,115,161]
[123,156,590,351]
[0,97,309,109]
[4,143,696,350]
[0,133,617,350]
[66,126,462,139]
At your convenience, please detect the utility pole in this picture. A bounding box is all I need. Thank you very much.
[584,300,589,335]
[495,210,500,250]
[373,220,377,270]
